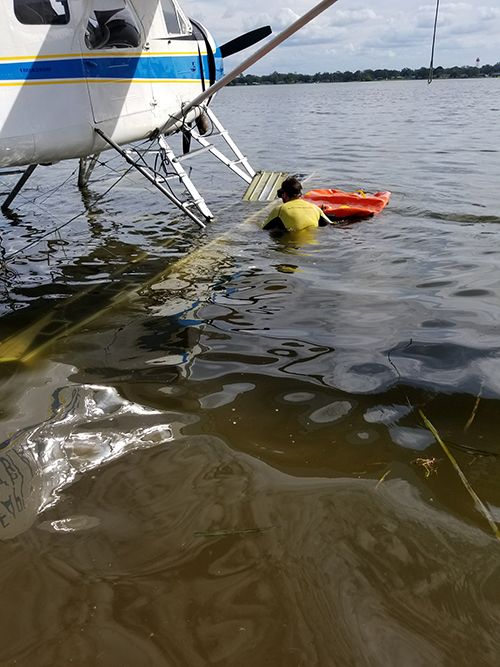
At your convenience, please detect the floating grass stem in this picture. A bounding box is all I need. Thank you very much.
[375,469,391,489]
[464,394,481,432]
[194,526,274,539]
[419,410,500,542]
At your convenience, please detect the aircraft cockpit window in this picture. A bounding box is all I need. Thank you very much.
[14,0,70,25]
[161,0,191,35]
[85,0,141,50]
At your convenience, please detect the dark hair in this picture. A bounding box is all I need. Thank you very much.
[277,176,302,198]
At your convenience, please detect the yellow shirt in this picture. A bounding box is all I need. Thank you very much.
[263,198,330,232]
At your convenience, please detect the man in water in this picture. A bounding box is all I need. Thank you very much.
[262,176,331,232]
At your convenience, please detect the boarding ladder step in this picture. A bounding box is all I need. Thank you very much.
[176,145,213,161]
[184,107,256,185]
[154,107,257,221]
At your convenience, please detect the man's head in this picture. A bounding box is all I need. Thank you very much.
[277,177,302,202]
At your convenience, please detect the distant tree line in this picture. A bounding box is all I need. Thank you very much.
[229,63,500,85]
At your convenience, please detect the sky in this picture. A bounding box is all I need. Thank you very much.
[182,1,500,74]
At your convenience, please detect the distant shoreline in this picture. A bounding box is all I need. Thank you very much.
[229,63,500,86]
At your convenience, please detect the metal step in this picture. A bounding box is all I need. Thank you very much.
[243,171,289,202]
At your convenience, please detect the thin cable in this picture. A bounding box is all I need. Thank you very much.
[31,166,79,207]
[428,0,440,84]
[5,165,133,261]
[2,166,80,213]
[3,130,198,262]
[82,136,157,185]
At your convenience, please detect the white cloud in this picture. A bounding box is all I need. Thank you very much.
[331,8,377,26]
[182,0,500,72]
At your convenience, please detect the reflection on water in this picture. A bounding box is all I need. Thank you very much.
[1,79,500,664]
[0,363,173,539]
[1,435,498,665]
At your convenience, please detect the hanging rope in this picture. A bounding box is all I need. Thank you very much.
[428,0,440,84]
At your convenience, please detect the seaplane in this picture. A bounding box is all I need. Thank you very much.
[0,0,341,229]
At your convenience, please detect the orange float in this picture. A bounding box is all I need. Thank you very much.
[304,188,391,220]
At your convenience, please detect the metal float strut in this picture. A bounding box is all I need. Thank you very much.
[157,134,213,221]
[78,154,99,188]
[95,128,207,229]
[1,164,37,211]
[95,108,257,227]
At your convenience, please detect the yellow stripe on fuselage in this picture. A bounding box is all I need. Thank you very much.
[0,51,207,62]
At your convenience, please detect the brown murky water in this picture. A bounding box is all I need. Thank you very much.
[1,80,500,665]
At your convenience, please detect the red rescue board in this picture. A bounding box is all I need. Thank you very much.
[304,189,391,220]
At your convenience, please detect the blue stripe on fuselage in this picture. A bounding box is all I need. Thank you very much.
[0,53,216,82]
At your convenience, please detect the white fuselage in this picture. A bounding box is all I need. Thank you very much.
[0,0,222,167]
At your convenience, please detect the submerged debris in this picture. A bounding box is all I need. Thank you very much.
[412,457,441,478]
